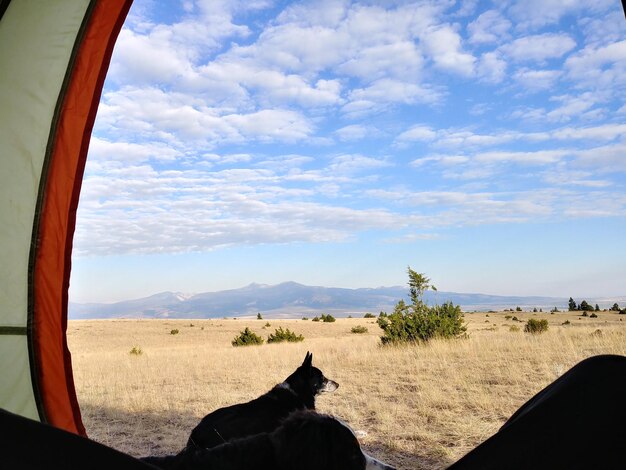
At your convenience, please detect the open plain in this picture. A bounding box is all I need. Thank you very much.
[68,311,626,469]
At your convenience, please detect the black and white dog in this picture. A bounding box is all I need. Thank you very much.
[143,411,396,470]
[186,352,338,449]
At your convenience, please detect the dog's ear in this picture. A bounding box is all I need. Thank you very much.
[302,351,313,368]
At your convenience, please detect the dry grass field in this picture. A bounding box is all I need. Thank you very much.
[68,311,626,469]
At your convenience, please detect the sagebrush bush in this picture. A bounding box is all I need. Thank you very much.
[129,346,143,355]
[311,316,320,322]
[509,325,520,332]
[562,320,571,325]
[351,325,368,334]
[267,327,304,344]
[590,313,598,318]
[524,318,549,334]
[170,329,179,335]
[364,313,375,318]
[321,314,336,322]
[232,327,264,347]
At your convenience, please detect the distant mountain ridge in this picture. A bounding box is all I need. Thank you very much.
[66,282,623,320]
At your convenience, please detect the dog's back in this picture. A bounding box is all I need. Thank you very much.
[186,352,338,449]
[186,385,306,448]
[144,411,396,470]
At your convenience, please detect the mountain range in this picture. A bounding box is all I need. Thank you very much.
[67,282,624,319]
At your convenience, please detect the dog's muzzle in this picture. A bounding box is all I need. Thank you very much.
[321,379,339,392]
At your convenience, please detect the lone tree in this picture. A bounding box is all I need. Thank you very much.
[377,267,465,345]
[568,297,578,311]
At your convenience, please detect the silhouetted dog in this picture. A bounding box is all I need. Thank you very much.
[186,352,338,449]
[143,411,396,470]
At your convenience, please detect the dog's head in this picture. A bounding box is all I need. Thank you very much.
[271,411,396,470]
[285,352,339,403]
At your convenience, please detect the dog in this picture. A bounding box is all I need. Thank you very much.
[186,351,338,449]
[142,411,396,470]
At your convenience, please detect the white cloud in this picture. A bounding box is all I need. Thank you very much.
[396,125,438,144]
[345,79,443,116]
[337,41,424,81]
[477,51,507,83]
[544,93,603,122]
[500,33,577,63]
[565,39,626,89]
[411,155,470,167]
[96,87,315,147]
[89,137,182,163]
[334,125,370,141]
[513,68,562,91]
[579,10,626,47]
[421,25,476,76]
[329,154,391,174]
[508,0,613,30]
[467,10,511,45]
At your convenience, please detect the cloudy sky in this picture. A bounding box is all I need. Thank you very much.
[69,0,626,303]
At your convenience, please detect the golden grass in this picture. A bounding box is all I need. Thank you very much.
[68,312,626,469]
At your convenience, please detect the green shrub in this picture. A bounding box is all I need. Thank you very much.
[267,327,304,344]
[302,317,309,320]
[516,306,522,312]
[509,325,520,332]
[312,316,320,322]
[581,311,588,317]
[590,313,598,318]
[257,313,263,320]
[524,318,549,334]
[378,268,466,345]
[364,313,376,318]
[378,300,466,345]
[232,327,264,347]
[562,320,571,325]
[351,325,368,334]
[170,329,179,335]
[129,346,143,355]
[265,322,271,327]
[321,314,336,323]
[512,316,520,322]
[505,315,512,320]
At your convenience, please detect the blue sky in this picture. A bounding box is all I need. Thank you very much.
[69,0,626,303]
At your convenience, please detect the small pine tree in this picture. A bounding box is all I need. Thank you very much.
[232,327,264,347]
[568,297,577,311]
[321,313,336,323]
[364,313,375,318]
[257,313,263,320]
[267,327,304,343]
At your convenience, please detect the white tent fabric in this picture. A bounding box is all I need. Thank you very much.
[0,0,131,435]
